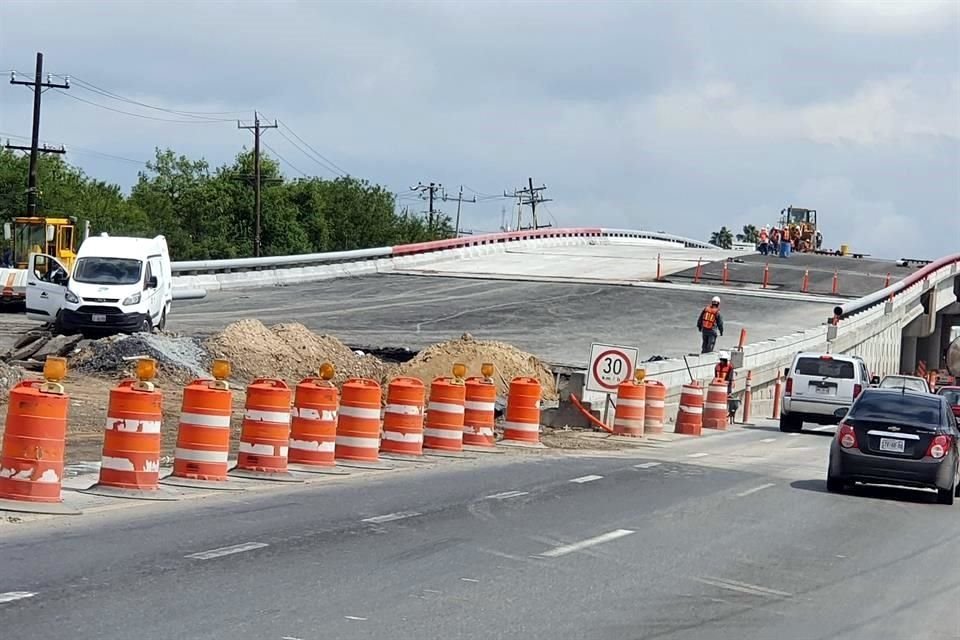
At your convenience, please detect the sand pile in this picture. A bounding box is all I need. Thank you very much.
[396,333,556,400]
[205,320,396,385]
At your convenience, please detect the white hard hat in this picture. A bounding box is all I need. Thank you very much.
[719,351,730,360]
[711,296,721,304]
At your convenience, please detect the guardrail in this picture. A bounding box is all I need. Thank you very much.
[834,253,960,320]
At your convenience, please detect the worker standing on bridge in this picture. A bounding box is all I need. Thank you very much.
[697,296,724,354]
[758,227,769,255]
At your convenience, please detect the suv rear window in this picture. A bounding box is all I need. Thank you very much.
[850,392,942,427]
[940,389,960,405]
[795,357,855,379]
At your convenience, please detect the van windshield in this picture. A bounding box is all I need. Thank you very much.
[795,357,855,379]
[72,257,143,285]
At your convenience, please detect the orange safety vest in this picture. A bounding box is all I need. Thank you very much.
[715,362,733,381]
[701,306,718,330]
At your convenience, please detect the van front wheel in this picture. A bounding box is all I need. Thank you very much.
[138,317,152,334]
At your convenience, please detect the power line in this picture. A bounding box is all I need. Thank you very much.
[261,140,307,177]
[441,185,477,237]
[55,90,235,123]
[274,128,342,177]
[278,121,349,176]
[504,177,552,230]
[2,132,148,166]
[63,75,250,117]
[410,181,443,230]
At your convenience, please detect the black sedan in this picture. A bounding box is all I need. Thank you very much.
[827,388,960,505]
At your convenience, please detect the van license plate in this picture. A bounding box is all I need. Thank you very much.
[92,314,106,323]
[879,438,905,453]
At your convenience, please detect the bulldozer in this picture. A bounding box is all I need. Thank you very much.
[778,206,822,253]
[0,216,83,307]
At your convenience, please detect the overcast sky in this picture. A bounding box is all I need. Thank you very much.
[1,0,958,259]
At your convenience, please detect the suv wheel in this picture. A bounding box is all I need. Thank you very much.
[937,487,955,506]
[826,473,845,493]
[779,413,802,433]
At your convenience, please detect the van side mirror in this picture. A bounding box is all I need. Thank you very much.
[870,376,880,385]
[146,276,158,289]
[833,408,848,419]
[2,223,10,241]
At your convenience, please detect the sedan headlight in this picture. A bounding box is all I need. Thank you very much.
[64,290,79,304]
[122,292,141,306]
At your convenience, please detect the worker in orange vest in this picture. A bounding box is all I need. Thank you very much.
[697,296,724,354]
[758,227,769,255]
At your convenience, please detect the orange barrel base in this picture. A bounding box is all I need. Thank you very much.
[613,380,646,437]
[424,378,466,452]
[172,379,233,481]
[702,379,729,430]
[381,377,425,456]
[0,381,70,504]
[98,380,164,491]
[289,378,339,466]
[335,378,382,462]
[644,380,666,435]
[675,382,703,436]
[236,378,292,474]
[503,377,542,445]
[463,377,497,447]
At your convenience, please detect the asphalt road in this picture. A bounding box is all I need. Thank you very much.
[2,424,958,640]
[166,275,833,365]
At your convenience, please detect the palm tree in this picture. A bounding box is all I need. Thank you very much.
[710,226,734,249]
[736,224,759,244]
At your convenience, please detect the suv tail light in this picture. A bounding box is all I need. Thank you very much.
[838,422,857,449]
[785,377,793,397]
[926,435,952,460]
[853,383,863,398]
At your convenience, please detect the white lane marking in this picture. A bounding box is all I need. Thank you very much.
[185,542,268,560]
[485,490,529,500]
[788,433,802,437]
[569,474,603,484]
[282,636,304,640]
[361,511,421,524]
[540,529,635,558]
[687,452,709,458]
[698,576,792,598]
[736,482,776,497]
[0,591,36,604]
[460,577,479,583]
[634,462,661,469]
[760,437,777,443]
[344,615,367,621]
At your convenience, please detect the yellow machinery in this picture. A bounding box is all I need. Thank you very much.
[3,216,79,271]
[778,206,821,253]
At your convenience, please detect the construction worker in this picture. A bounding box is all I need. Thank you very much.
[758,227,769,255]
[715,351,734,383]
[697,296,724,354]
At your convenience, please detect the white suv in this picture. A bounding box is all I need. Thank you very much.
[780,352,875,432]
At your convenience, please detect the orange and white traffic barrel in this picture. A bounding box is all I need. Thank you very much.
[675,381,703,436]
[643,380,666,435]
[424,377,467,452]
[289,374,339,467]
[502,377,542,445]
[234,378,293,478]
[381,377,425,457]
[0,357,73,514]
[463,376,497,447]
[97,369,164,491]
[170,360,234,483]
[613,380,645,437]
[702,379,729,430]
[335,378,382,463]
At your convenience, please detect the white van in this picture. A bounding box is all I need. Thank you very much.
[26,234,173,335]
[780,351,877,432]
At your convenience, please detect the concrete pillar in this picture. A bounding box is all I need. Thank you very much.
[925,316,943,369]
[900,334,918,375]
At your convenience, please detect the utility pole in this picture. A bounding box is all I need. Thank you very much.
[238,111,278,257]
[504,177,551,230]
[442,185,476,237]
[6,52,69,217]
[410,181,443,229]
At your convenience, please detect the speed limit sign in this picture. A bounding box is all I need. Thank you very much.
[586,343,640,393]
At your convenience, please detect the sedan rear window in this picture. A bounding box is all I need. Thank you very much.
[940,390,960,406]
[795,357,855,379]
[850,393,942,427]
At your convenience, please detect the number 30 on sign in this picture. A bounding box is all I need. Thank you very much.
[586,343,640,393]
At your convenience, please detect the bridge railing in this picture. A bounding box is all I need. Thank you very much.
[834,253,960,320]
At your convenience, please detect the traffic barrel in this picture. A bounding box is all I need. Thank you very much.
[463,376,497,447]
[335,378,382,463]
[424,377,467,452]
[0,357,76,514]
[232,378,296,481]
[675,382,703,436]
[643,380,666,435]
[502,377,542,446]
[289,366,339,467]
[613,380,645,437]
[167,360,234,487]
[381,377,425,457]
[702,379,729,430]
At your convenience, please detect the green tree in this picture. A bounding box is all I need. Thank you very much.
[710,226,734,249]
[736,224,759,244]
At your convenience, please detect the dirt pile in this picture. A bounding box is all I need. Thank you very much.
[71,333,209,382]
[396,333,556,400]
[205,320,396,385]
[0,361,23,402]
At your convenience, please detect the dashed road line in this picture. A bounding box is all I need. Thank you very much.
[361,511,421,524]
[344,615,368,621]
[687,452,709,458]
[540,529,635,558]
[760,437,777,443]
[460,577,479,583]
[736,482,776,497]
[569,474,603,484]
[0,591,36,604]
[634,462,661,469]
[484,490,529,500]
[696,576,791,598]
[185,542,268,560]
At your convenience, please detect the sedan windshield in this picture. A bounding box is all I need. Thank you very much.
[879,376,928,393]
[72,257,143,285]
[850,392,942,428]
